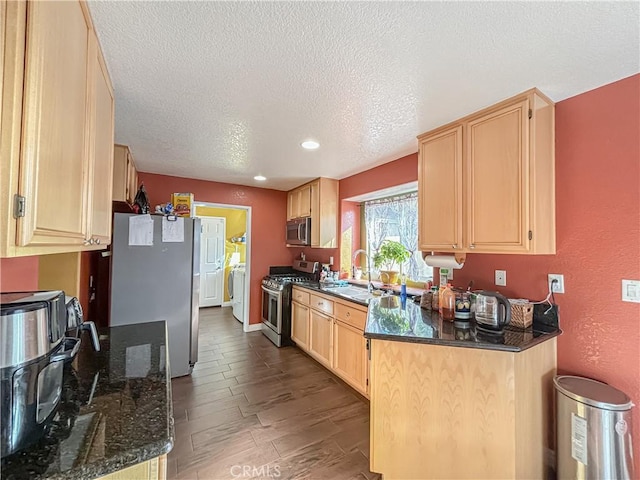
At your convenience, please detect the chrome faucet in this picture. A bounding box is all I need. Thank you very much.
[353,249,374,293]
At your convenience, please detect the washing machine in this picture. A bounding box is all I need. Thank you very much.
[229,264,246,323]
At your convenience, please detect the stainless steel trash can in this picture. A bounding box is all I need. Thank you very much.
[555,375,635,479]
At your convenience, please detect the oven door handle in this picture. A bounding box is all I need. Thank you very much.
[261,285,282,299]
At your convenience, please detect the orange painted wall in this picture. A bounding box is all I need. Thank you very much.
[138,172,293,325]
[296,153,419,271]
[452,74,640,460]
[0,257,39,291]
[340,153,418,200]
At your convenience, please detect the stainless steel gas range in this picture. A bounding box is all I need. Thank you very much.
[261,260,318,347]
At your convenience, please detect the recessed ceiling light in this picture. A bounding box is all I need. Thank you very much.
[301,140,320,150]
[254,175,267,181]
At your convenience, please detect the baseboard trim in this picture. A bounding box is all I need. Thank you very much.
[222,301,232,307]
[244,323,262,332]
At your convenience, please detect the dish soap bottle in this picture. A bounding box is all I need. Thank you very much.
[441,284,456,321]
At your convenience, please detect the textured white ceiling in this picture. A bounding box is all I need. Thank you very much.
[88,1,640,191]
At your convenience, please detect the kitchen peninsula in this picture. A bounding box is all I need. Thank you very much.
[1,322,173,480]
[365,297,560,479]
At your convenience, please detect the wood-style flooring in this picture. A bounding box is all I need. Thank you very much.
[168,307,378,480]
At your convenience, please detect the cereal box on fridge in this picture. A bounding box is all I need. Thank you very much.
[171,193,194,217]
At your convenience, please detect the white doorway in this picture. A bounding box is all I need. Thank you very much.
[193,202,254,332]
[200,217,225,307]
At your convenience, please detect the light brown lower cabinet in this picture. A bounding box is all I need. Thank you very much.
[309,309,333,369]
[291,300,310,351]
[369,338,557,479]
[333,320,368,396]
[95,454,166,480]
[291,286,369,398]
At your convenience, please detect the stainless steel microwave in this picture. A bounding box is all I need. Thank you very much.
[286,217,311,246]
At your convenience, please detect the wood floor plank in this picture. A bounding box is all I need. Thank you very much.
[271,419,341,457]
[194,442,280,480]
[191,363,231,376]
[186,394,249,421]
[256,386,361,426]
[190,414,262,449]
[222,364,283,380]
[249,408,335,445]
[310,450,373,480]
[172,386,234,410]
[239,391,295,417]
[175,430,257,477]
[265,439,346,480]
[176,406,244,439]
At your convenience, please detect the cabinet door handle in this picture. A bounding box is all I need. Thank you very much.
[469,244,475,249]
[346,312,350,317]
[84,239,91,245]
[95,238,101,245]
[452,244,457,249]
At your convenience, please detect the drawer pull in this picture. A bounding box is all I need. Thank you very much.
[346,312,350,317]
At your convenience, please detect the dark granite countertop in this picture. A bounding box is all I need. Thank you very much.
[364,296,561,352]
[1,321,174,480]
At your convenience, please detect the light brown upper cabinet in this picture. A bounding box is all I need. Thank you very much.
[0,0,115,257]
[87,31,115,246]
[418,126,463,251]
[286,177,338,248]
[418,89,555,255]
[113,145,139,204]
[287,184,311,220]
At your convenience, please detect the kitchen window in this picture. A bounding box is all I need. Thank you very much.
[363,192,433,282]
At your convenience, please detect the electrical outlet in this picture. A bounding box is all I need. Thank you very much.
[495,270,507,287]
[622,280,640,303]
[548,274,565,294]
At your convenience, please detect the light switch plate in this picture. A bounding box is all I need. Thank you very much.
[622,280,640,303]
[495,270,506,287]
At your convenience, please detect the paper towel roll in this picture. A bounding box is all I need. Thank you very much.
[423,254,465,269]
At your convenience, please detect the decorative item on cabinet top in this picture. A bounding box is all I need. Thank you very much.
[417,88,555,255]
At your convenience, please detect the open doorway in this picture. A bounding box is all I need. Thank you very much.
[193,202,253,332]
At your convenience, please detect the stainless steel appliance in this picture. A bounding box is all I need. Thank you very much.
[286,217,311,246]
[473,291,511,331]
[0,291,80,457]
[555,375,635,479]
[230,264,246,323]
[110,213,201,377]
[261,260,318,346]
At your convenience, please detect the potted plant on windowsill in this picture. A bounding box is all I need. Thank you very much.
[372,240,411,285]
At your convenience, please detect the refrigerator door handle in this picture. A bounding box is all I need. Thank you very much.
[190,217,202,369]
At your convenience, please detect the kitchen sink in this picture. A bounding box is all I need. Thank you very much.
[322,285,389,303]
[322,286,371,297]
